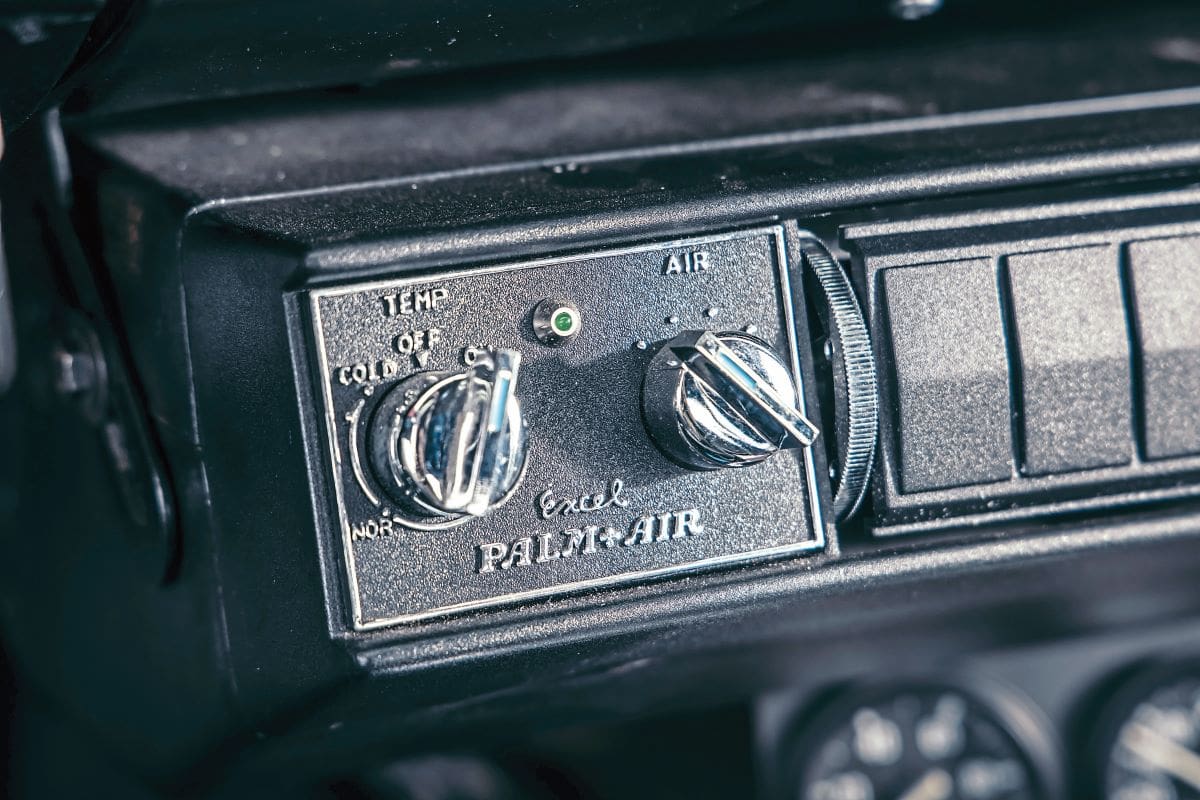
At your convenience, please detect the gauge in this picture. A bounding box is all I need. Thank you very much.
[786,681,1060,800]
[1091,660,1200,800]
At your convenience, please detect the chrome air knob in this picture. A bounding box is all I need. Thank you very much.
[369,348,527,520]
[642,331,819,470]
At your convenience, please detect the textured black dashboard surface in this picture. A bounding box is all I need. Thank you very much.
[75,3,1200,203]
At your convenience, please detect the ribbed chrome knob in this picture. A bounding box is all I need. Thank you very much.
[369,348,527,518]
[642,330,819,470]
[798,234,878,522]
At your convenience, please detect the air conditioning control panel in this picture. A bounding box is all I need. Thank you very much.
[307,224,832,629]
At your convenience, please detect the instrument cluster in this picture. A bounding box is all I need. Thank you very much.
[765,657,1200,800]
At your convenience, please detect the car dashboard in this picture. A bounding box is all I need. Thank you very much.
[3,1,1200,798]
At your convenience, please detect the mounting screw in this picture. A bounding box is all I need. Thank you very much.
[52,315,108,424]
[54,348,97,394]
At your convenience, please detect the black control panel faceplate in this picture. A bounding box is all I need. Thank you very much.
[307,225,828,629]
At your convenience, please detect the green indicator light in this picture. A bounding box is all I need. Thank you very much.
[534,297,580,346]
[553,309,576,334]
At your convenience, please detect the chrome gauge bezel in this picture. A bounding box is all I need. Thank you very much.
[1082,656,1200,800]
[781,676,1065,800]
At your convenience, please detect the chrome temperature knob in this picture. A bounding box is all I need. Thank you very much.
[370,349,528,519]
[642,331,819,470]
